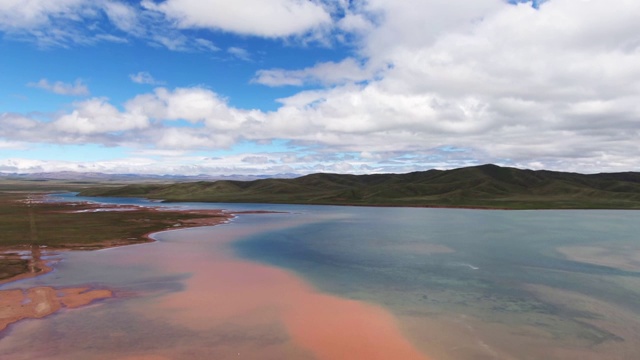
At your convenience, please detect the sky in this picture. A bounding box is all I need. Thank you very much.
[0,0,639,176]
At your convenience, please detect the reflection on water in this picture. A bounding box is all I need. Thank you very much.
[2,200,640,359]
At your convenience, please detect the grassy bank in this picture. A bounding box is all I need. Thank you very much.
[0,190,229,283]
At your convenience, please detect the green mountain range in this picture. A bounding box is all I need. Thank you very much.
[79,164,640,209]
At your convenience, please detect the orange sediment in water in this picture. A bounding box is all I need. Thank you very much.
[285,290,429,360]
[158,256,430,360]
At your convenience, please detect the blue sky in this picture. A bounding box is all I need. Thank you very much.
[1,0,639,176]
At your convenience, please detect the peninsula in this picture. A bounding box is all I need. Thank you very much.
[0,191,232,333]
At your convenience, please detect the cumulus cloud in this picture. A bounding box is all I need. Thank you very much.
[53,98,149,135]
[0,87,262,152]
[125,87,258,131]
[247,0,640,172]
[28,78,90,96]
[0,0,347,50]
[1,0,332,49]
[4,0,640,175]
[141,0,332,38]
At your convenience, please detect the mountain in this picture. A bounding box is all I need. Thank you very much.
[77,164,640,209]
[0,171,293,182]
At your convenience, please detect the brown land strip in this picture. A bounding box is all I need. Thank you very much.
[0,287,113,332]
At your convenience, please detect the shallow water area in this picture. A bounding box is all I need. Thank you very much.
[0,204,427,359]
[1,197,640,359]
[233,207,640,359]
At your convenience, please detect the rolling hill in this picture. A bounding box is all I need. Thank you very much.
[77,164,640,209]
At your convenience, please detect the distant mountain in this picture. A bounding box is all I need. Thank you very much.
[78,164,640,209]
[0,171,293,182]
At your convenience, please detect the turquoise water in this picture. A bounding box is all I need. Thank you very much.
[233,207,640,358]
[3,195,640,359]
[236,208,639,299]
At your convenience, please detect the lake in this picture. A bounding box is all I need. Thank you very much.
[1,196,639,359]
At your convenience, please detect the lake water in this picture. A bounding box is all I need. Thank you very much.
[1,196,640,359]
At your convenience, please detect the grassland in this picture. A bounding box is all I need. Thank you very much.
[79,164,640,209]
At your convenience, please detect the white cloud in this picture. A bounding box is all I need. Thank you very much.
[95,33,128,43]
[0,0,341,50]
[142,0,332,38]
[125,87,263,132]
[154,127,231,149]
[194,38,219,52]
[358,0,504,62]
[0,0,108,47]
[337,11,375,34]
[242,155,270,164]
[0,157,158,174]
[53,98,149,135]
[4,0,640,175]
[102,1,140,34]
[129,72,163,85]
[28,78,90,96]
[0,113,39,131]
[0,1,226,50]
[0,0,87,30]
[249,0,640,172]
[253,58,382,87]
[0,140,27,150]
[227,47,251,61]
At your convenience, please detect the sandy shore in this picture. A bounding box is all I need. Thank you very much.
[0,286,113,332]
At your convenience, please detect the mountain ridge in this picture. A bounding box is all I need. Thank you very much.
[0,171,295,182]
[78,164,640,209]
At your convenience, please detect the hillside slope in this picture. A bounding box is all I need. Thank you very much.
[78,164,640,209]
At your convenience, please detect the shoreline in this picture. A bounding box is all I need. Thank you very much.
[1,199,236,284]
[0,200,237,335]
[156,198,636,210]
[158,199,521,210]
